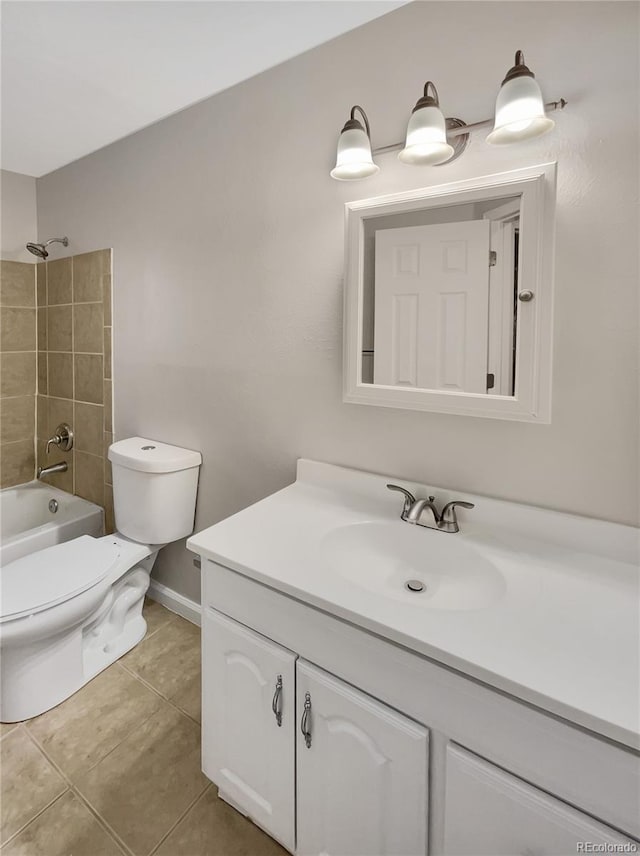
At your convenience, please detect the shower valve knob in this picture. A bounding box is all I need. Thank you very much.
[46,423,74,454]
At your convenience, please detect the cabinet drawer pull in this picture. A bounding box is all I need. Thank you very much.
[301,692,312,748]
[272,675,283,727]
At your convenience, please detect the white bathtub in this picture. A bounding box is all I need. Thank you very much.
[0,481,104,566]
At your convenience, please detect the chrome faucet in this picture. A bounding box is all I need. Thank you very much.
[46,423,73,454]
[387,484,474,534]
[38,462,68,480]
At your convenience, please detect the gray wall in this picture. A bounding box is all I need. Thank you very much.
[36,2,639,602]
[1,170,37,261]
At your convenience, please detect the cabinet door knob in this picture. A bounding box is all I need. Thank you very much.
[272,675,283,727]
[301,692,312,748]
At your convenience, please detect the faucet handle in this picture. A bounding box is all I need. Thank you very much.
[46,423,74,454]
[440,500,475,532]
[386,484,416,519]
[46,434,61,453]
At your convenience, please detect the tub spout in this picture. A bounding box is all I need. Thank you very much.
[37,462,68,480]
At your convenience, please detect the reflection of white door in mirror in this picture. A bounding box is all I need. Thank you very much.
[374,221,490,393]
[484,199,520,396]
[343,163,557,422]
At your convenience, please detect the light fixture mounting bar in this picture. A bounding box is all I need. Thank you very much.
[372,98,567,156]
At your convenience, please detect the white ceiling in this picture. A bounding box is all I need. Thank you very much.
[1,1,405,177]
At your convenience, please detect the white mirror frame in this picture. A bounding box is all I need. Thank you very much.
[343,162,557,422]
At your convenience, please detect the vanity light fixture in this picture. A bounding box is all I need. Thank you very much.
[330,105,380,181]
[398,82,454,166]
[329,50,566,180]
[486,51,555,145]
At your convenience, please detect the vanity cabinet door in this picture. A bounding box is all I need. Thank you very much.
[296,660,428,856]
[202,609,296,852]
[443,744,638,854]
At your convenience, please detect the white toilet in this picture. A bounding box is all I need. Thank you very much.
[0,437,201,722]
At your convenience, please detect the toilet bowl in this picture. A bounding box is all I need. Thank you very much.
[0,437,201,722]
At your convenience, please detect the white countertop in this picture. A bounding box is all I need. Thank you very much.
[188,459,640,750]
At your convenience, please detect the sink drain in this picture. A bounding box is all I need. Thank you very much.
[405,579,425,593]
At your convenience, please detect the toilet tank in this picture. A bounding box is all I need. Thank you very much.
[108,437,202,545]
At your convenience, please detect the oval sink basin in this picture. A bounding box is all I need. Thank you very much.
[320,521,506,611]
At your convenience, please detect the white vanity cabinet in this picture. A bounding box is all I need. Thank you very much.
[201,609,296,851]
[199,559,640,856]
[202,608,429,856]
[443,745,635,855]
[296,660,428,856]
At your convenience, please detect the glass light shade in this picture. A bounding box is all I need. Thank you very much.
[487,75,554,145]
[398,105,454,166]
[330,127,379,180]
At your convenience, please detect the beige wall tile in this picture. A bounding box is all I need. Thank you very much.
[47,397,73,437]
[74,705,207,856]
[73,250,108,303]
[75,401,103,455]
[1,396,35,444]
[0,728,67,845]
[1,791,124,856]
[36,263,47,306]
[74,354,103,404]
[36,395,48,439]
[74,302,103,353]
[46,258,72,305]
[47,305,72,351]
[1,307,36,352]
[75,451,104,505]
[0,439,35,487]
[104,431,113,484]
[24,251,114,504]
[102,274,112,326]
[37,307,47,349]
[37,352,47,395]
[0,261,35,307]
[1,352,36,397]
[104,483,114,533]
[47,352,73,400]
[104,379,112,430]
[104,327,112,379]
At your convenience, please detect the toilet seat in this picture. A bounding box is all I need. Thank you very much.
[1,536,121,622]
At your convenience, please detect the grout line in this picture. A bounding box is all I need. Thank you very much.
[0,728,70,848]
[0,722,20,740]
[24,698,148,856]
[60,685,161,779]
[0,788,70,849]
[68,787,134,856]
[0,394,38,400]
[117,660,202,729]
[146,783,213,856]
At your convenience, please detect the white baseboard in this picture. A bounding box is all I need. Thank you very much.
[147,579,201,627]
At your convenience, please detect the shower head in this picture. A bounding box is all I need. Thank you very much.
[26,237,69,259]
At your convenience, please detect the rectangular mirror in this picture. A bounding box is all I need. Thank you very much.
[343,164,557,422]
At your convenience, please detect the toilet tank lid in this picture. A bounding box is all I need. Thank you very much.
[108,437,202,473]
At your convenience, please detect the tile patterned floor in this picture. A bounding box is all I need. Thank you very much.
[0,600,287,856]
